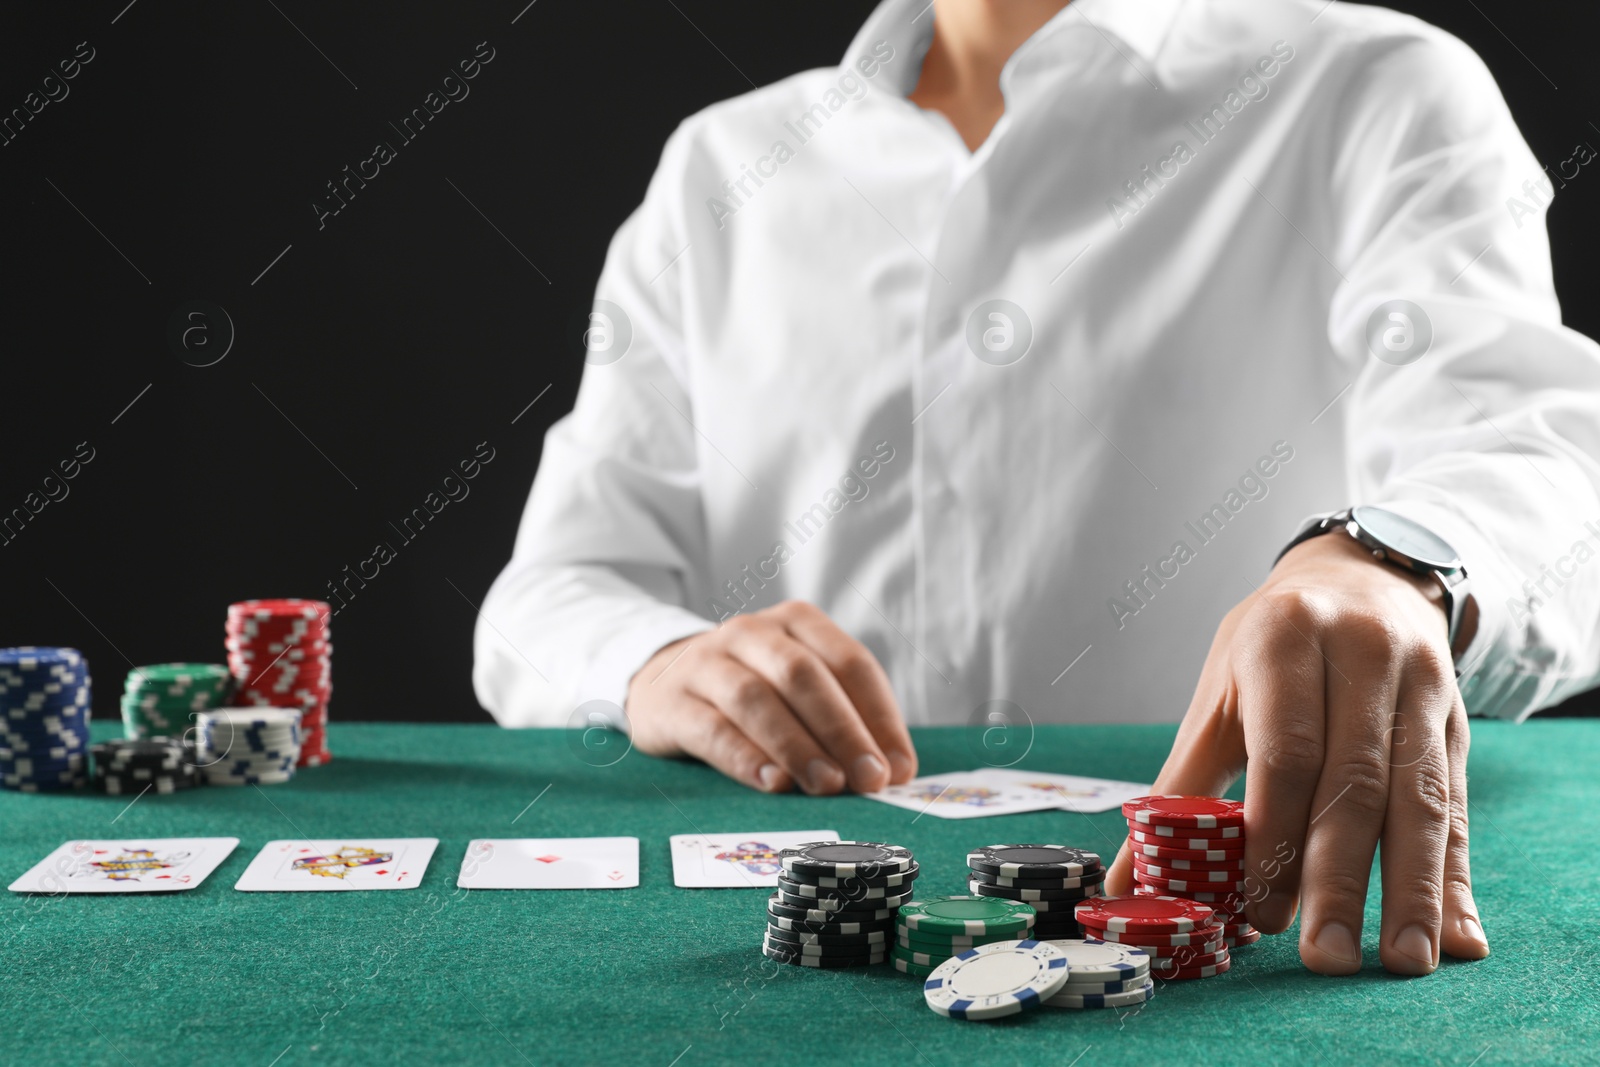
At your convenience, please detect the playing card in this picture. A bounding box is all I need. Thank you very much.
[976,768,1152,813]
[234,838,438,891]
[457,837,639,889]
[863,771,1063,819]
[8,838,239,894]
[669,829,838,888]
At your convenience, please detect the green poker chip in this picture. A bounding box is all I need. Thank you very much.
[120,663,234,739]
[896,896,1037,936]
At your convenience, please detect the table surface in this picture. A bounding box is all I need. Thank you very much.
[1,720,1592,1067]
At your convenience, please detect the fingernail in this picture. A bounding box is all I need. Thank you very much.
[851,753,887,791]
[1394,924,1436,971]
[805,758,845,794]
[757,764,782,792]
[1462,915,1488,947]
[1313,921,1360,964]
[886,750,917,783]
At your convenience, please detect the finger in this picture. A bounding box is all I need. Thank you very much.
[1294,629,1396,975]
[1235,598,1329,938]
[1438,695,1490,960]
[1375,657,1454,975]
[1104,660,1249,898]
[780,603,917,784]
[673,695,795,793]
[688,654,844,794]
[725,622,890,793]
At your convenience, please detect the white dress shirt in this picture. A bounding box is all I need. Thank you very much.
[475,0,1600,730]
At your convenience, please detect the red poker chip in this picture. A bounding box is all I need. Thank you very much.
[1130,853,1245,872]
[1128,823,1242,843]
[1134,860,1246,881]
[1079,922,1224,947]
[1225,930,1262,947]
[1128,841,1245,862]
[1082,931,1225,957]
[1074,895,1212,933]
[1148,947,1230,971]
[1135,872,1251,895]
[227,598,331,617]
[1149,955,1231,980]
[1123,795,1245,829]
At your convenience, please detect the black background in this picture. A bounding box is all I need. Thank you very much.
[2,0,1595,724]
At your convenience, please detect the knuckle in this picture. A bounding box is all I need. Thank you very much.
[1255,588,1333,636]
[772,650,822,693]
[1255,724,1325,779]
[1393,875,1446,916]
[1441,868,1475,902]
[1324,758,1391,818]
[726,674,770,712]
[1405,762,1453,822]
[1445,810,1471,846]
[1307,865,1370,905]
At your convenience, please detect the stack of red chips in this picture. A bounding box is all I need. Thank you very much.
[224,599,332,766]
[1074,894,1229,981]
[1124,794,1261,955]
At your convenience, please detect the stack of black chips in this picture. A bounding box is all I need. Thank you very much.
[91,738,200,795]
[965,844,1105,940]
[762,841,919,968]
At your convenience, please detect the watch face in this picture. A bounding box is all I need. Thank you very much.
[1350,506,1461,570]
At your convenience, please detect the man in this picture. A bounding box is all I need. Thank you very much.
[475,0,1600,978]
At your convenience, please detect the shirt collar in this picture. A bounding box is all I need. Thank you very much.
[844,0,1186,97]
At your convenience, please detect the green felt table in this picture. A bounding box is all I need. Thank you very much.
[1,720,1593,1066]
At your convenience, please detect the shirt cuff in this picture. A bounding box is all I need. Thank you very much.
[579,609,717,732]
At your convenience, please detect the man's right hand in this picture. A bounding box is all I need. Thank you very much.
[625,600,918,794]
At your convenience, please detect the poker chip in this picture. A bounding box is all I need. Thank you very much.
[1124,795,1245,829]
[195,707,302,786]
[970,868,1104,890]
[1129,825,1241,844]
[226,599,332,767]
[1075,895,1212,933]
[1129,841,1245,861]
[0,647,91,792]
[1043,978,1155,1010]
[780,841,915,879]
[966,877,1099,902]
[768,913,895,936]
[777,872,917,900]
[1080,922,1224,948]
[1135,873,1251,895]
[761,933,885,958]
[763,843,913,967]
[922,940,1069,1021]
[120,663,232,740]
[1148,947,1230,971]
[898,896,1037,937]
[762,941,886,968]
[1134,884,1248,906]
[1036,938,1150,984]
[897,929,1026,952]
[765,926,889,948]
[1133,859,1246,880]
[766,894,894,925]
[1089,935,1224,958]
[801,861,920,890]
[1150,956,1232,980]
[892,955,939,977]
[91,738,199,795]
[1225,929,1263,948]
[775,886,914,911]
[966,845,1102,880]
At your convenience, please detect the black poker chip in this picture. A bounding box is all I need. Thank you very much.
[967,845,1102,879]
[779,841,914,879]
[765,893,895,924]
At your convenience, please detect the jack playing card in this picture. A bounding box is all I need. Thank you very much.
[8,838,239,894]
[234,838,438,891]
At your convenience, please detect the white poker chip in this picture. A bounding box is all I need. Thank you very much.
[1044,977,1155,1010]
[1038,938,1151,984]
[921,940,1069,1021]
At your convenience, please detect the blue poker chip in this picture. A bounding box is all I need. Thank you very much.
[0,648,92,793]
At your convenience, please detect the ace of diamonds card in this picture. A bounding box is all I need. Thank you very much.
[457,837,639,889]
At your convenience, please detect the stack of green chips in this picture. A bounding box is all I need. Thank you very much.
[120,663,234,739]
[892,897,1038,977]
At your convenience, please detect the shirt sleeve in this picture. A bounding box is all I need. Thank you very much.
[1326,30,1600,720]
[473,122,716,728]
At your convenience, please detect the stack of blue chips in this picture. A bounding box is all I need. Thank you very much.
[0,646,92,792]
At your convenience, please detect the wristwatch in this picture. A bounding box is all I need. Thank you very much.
[1276,506,1471,654]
